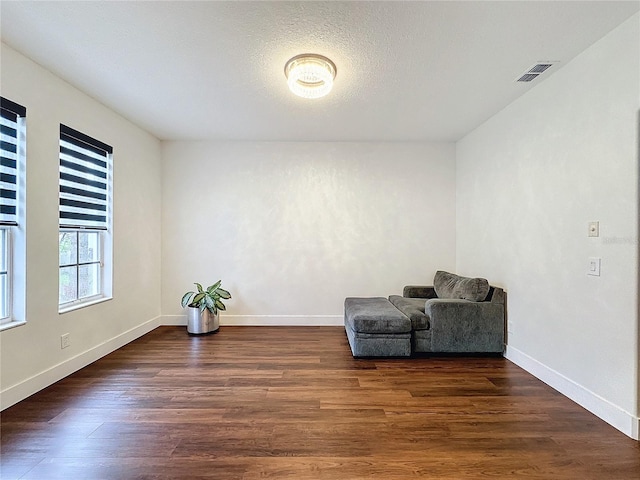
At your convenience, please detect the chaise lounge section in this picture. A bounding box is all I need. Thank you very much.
[343,297,412,357]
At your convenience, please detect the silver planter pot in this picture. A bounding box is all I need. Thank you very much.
[187,307,219,335]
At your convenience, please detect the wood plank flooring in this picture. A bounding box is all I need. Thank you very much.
[1,326,638,479]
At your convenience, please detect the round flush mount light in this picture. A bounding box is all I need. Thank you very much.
[284,54,337,99]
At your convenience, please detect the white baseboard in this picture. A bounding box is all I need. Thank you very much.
[0,316,161,411]
[505,345,639,440]
[222,315,344,326]
[160,314,343,327]
[161,314,188,326]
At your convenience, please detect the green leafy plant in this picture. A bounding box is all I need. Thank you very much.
[181,281,231,315]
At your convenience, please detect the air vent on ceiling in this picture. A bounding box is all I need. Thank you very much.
[516,61,559,82]
[517,73,539,82]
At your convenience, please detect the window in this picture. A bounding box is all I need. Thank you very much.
[0,97,26,327]
[59,124,112,311]
[0,228,10,319]
[59,230,102,304]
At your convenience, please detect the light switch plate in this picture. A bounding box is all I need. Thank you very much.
[588,221,599,237]
[588,257,601,276]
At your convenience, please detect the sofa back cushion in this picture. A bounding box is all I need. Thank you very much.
[433,270,490,302]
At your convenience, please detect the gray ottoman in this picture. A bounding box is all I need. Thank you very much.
[344,297,411,357]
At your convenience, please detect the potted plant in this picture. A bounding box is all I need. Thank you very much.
[181,281,232,335]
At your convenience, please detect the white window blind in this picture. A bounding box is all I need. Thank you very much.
[59,124,112,230]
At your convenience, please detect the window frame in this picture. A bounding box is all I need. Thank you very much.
[0,97,26,330]
[58,124,112,313]
[58,228,105,309]
[0,227,12,321]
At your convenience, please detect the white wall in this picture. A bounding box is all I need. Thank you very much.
[456,14,639,438]
[162,141,456,325]
[0,44,163,408]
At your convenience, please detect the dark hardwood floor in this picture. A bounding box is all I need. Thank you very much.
[1,326,638,479]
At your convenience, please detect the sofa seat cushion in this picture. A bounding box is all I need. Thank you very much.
[388,295,430,330]
[344,297,411,334]
[433,271,490,302]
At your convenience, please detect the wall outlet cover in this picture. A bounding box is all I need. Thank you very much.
[588,257,601,276]
[588,221,599,237]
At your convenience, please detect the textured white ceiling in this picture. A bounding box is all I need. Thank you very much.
[1,1,638,142]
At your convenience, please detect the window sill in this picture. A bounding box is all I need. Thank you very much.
[59,295,112,314]
[0,319,27,332]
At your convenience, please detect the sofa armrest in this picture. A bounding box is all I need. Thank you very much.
[425,299,505,353]
[403,285,437,299]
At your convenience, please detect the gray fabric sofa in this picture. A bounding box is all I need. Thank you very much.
[344,271,506,357]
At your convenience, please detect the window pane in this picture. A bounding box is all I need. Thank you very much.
[0,273,7,318]
[59,232,77,266]
[78,231,100,263]
[59,266,77,304]
[0,229,6,273]
[78,264,99,299]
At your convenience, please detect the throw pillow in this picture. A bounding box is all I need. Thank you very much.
[433,270,490,302]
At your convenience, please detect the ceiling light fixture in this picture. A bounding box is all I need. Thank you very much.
[284,54,337,99]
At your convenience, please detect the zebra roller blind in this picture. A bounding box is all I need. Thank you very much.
[0,97,26,226]
[59,125,112,230]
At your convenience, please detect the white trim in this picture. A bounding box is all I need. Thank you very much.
[505,345,640,440]
[58,295,112,314]
[0,316,161,411]
[223,315,344,326]
[161,314,187,326]
[161,314,344,327]
[0,226,12,321]
[0,319,26,332]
